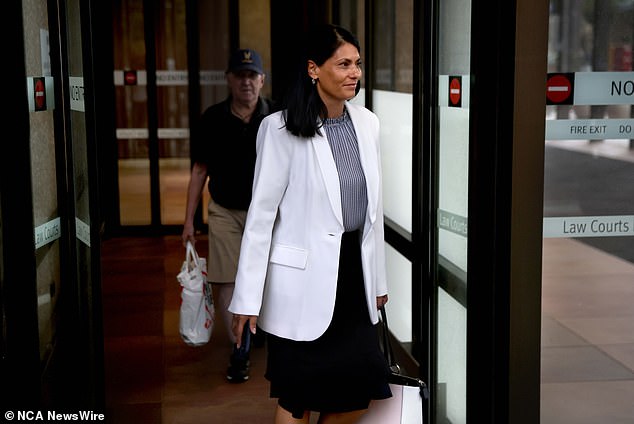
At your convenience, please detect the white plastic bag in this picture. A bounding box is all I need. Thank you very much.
[176,241,214,346]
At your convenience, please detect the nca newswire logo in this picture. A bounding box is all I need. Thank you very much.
[4,410,104,421]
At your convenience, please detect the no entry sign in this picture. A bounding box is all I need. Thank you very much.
[26,76,54,112]
[34,77,46,111]
[449,76,462,107]
[438,75,469,108]
[546,73,574,105]
[124,70,138,85]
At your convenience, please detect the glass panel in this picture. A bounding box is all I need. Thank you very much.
[542,1,634,422]
[198,0,230,112]
[66,0,91,243]
[373,90,413,233]
[113,0,151,225]
[371,0,414,347]
[118,156,151,225]
[385,244,412,343]
[159,156,190,224]
[373,0,413,93]
[437,288,466,422]
[64,0,100,399]
[23,0,59,361]
[436,0,471,422]
[372,0,414,233]
[156,0,189,225]
[195,0,230,225]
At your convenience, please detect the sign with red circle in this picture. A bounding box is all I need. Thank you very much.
[546,73,574,105]
[34,77,47,111]
[449,76,461,107]
[124,70,138,85]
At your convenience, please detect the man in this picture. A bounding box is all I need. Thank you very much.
[182,48,273,383]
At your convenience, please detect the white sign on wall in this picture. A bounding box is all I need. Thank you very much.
[575,72,634,105]
[156,70,188,86]
[69,76,85,112]
[545,118,634,140]
[76,217,90,247]
[543,215,634,238]
[34,217,61,249]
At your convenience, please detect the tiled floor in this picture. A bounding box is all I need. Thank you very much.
[541,238,634,424]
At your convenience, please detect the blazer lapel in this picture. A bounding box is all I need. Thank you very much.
[311,133,344,227]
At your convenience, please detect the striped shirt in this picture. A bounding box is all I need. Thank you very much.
[323,109,368,231]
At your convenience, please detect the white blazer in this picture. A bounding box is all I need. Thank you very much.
[228,102,388,341]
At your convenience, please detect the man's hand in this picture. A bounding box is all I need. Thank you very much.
[181,223,196,247]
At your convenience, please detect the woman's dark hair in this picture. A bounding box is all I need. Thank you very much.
[282,24,361,138]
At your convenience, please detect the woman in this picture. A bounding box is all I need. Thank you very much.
[229,24,391,423]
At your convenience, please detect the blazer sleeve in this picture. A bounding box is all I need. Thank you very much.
[228,112,293,316]
[372,112,388,297]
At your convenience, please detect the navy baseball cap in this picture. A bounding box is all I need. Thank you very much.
[226,49,264,74]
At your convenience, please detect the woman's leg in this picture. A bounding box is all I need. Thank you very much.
[274,405,310,424]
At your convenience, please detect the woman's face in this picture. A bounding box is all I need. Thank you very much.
[309,42,362,113]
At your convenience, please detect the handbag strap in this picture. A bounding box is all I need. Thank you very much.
[379,306,401,374]
[380,306,431,402]
[185,241,201,270]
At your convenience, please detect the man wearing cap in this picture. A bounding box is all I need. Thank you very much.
[182,48,274,383]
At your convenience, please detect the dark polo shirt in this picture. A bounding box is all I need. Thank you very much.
[191,96,274,210]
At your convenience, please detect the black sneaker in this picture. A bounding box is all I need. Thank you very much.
[226,323,251,383]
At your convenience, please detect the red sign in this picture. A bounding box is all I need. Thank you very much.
[124,70,138,85]
[546,73,574,105]
[34,77,46,111]
[449,76,461,107]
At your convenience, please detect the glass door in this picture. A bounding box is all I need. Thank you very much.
[370,0,417,360]
[434,1,471,423]
[62,0,104,404]
[113,0,193,227]
[9,0,103,406]
[542,1,634,422]
[113,0,152,225]
[112,0,243,230]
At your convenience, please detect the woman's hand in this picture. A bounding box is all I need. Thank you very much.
[232,314,258,348]
[376,295,388,309]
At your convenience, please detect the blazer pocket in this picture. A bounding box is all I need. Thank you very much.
[269,244,308,269]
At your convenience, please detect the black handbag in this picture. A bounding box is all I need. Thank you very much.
[358,306,429,424]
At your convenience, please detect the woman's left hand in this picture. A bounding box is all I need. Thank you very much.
[376,295,388,309]
[232,314,258,348]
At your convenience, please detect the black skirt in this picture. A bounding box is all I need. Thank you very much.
[265,231,392,418]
